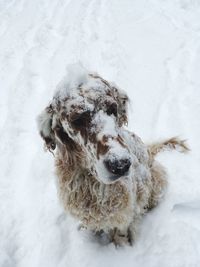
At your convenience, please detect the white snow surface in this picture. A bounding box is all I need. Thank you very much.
[1,1,200,266]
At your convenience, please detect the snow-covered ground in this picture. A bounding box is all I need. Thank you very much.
[1,0,200,266]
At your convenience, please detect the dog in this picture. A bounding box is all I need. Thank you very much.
[37,66,189,246]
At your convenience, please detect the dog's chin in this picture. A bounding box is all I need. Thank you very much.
[107,175,122,183]
[108,172,130,183]
[99,172,130,185]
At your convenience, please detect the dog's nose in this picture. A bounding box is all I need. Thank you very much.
[104,158,131,176]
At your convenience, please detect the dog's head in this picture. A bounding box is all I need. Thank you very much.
[38,67,133,184]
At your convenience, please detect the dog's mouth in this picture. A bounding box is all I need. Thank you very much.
[107,171,130,183]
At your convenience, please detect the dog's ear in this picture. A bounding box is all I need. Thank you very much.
[37,105,56,151]
[113,88,129,126]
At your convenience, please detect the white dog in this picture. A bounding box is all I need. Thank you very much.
[37,66,189,245]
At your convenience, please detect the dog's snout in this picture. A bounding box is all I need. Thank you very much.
[104,158,131,176]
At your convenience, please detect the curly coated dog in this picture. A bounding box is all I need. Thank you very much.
[37,65,189,246]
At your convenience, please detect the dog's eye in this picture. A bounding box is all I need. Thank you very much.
[71,111,91,128]
[106,102,118,117]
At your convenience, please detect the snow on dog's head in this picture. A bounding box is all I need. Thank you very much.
[37,64,131,184]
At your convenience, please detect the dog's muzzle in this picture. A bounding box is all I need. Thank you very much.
[104,157,131,181]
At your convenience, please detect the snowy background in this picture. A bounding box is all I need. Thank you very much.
[1,0,200,266]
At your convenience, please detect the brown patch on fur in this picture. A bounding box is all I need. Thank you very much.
[116,135,127,148]
[54,124,80,151]
[96,135,127,159]
[105,100,118,117]
[97,141,109,159]
[60,111,67,120]
[40,132,56,150]
[70,110,92,144]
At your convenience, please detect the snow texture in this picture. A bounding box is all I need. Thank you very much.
[0,0,200,267]
[55,63,89,97]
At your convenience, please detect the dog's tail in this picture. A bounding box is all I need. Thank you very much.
[148,137,190,157]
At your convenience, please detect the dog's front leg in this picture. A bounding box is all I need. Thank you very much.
[109,224,139,246]
[109,228,130,246]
